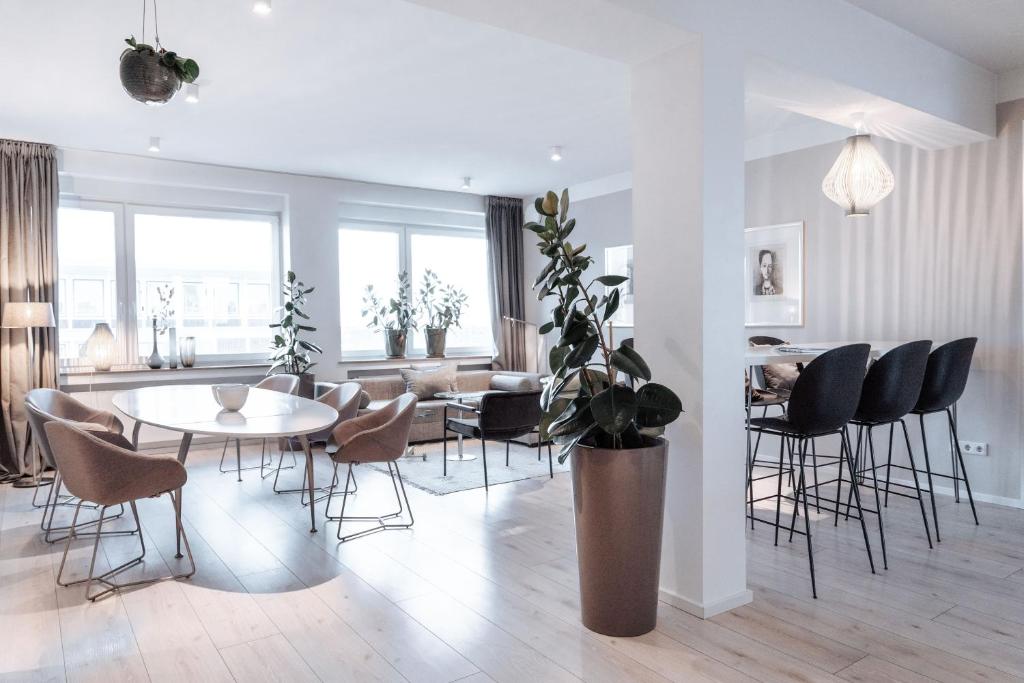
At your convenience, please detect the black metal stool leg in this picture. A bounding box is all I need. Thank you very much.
[918,413,941,542]
[946,408,979,524]
[865,426,887,570]
[773,435,786,546]
[842,427,876,574]
[900,419,933,548]
[797,438,817,598]
[481,439,488,491]
[884,423,894,507]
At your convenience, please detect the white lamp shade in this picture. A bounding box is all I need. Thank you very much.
[84,323,117,371]
[1,302,55,328]
[821,134,895,217]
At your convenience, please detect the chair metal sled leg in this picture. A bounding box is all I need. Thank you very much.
[56,493,195,602]
[325,462,414,542]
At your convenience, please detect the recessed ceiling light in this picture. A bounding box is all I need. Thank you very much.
[253,0,271,15]
[549,146,563,162]
[148,136,161,153]
[461,177,472,190]
[185,83,199,104]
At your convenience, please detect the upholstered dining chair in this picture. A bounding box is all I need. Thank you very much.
[324,392,418,542]
[25,388,135,542]
[44,420,194,601]
[273,381,362,503]
[218,373,300,481]
[442,390,550,491]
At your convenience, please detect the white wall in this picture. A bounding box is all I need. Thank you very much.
[58,148,489,446]
[745,101,1024,505]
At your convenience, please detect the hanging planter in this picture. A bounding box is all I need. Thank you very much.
[120,36,199,105]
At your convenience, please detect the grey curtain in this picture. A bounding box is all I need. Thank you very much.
[485,195,527,370]
[1,139,59,478]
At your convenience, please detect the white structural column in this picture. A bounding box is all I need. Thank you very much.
[632,38,750,618]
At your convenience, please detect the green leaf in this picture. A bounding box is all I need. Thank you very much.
[525,221,546,234]
[635,382,683,428]
[610,344,651,381]
[549,345,569,373]
[542,191,558,216]
[548,397,595,438]
[594,275,628,287]
[181,58,199,82]
[564,334,598,368]
[533,259,556,288]
[538,321,554,335]
[590,385,637,435]
[534,197,550,217]
[603,288,620,322]
[559,188,569,223]
[561,218,576,239]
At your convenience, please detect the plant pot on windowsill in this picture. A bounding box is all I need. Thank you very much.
[385,329,408,359]
[424,328,447,358]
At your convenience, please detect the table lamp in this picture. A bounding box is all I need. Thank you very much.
[2,301,56,488]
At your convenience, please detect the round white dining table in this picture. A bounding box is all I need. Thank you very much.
[112,385,338,537]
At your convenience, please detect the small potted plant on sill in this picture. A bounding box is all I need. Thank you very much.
[119,35,199,105]
[418,269,468,358]
[362,271,417,359]
[269,271,321,398]
[528,189,683,638]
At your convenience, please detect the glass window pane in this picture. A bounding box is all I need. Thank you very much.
[57,207,118,363]
[410,231,492,353]
[134,213,276,358]
[339,228,400,356]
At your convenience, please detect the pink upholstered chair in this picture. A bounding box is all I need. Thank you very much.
[325,392,418,542]
[43,421,194,601]
[25,388,134,542]
[218,373,301,480]
[272,381,363,503]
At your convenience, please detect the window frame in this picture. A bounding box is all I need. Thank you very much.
[57,199,283,368]
[338,221,493,361]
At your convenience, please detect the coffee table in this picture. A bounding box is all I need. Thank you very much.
[434,390,489,461]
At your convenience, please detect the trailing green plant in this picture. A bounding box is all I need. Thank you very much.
[418,269,468,330]
[269,271,322,375]
[122,35,200,83]
[361,271,418,332]
[527,189,683,462]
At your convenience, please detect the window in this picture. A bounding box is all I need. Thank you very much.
[338,224,492,359]
[57,203,280,368]
[57,206,119,362]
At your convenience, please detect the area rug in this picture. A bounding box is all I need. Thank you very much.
[366,440,569,495]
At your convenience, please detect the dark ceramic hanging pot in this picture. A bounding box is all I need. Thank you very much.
[119,50,181,105]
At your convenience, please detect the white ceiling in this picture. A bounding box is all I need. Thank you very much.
[846,0,1024,73]
[0,0,632,197]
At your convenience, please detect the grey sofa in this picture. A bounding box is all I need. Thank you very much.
[356,369,543,444]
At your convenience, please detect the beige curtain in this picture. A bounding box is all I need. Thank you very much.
[1,139,59,479]
[485,196,527,371]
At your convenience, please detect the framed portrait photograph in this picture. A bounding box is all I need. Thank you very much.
[744,222,804,327]
[604,244,634,327]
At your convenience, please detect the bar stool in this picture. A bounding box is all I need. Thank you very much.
[848,340,935,567]
[749,343,875,598]
[909,337,979,542]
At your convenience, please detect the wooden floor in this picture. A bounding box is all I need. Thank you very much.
[2,439,1023,682]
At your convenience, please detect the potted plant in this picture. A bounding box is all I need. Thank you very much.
[119,35,199,105]
[528,189,683,637]
[362,271,417,358]
[418,269,468,358]
[269,271,321,398]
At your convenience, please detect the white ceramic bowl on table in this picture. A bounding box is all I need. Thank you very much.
[212,383,249,411]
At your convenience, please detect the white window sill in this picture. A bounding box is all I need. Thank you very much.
[338,354,492,366]
[60,362,271,393]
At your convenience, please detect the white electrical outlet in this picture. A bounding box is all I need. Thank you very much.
[959,441,988,456]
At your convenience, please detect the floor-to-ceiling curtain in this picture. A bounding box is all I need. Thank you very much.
[485,195,527,370]
[0,139,59,480]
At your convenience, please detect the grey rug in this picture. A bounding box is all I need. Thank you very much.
[367,440,569,495]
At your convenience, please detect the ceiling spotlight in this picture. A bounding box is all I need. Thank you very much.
[461,177,472,190]
[549,146,563,162]
[253,0,271,14]
[185,83,199,104]
[148,136,161,153]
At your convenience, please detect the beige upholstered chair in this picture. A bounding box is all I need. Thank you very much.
[325,392,418,542]
[43,421,194,601]
[273,381,363,502]
[25,389,134,542]
[218,373,301,480]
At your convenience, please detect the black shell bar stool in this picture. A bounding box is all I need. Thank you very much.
[749,343,875,598]
[907,338,979,542]
[848,340,935,567]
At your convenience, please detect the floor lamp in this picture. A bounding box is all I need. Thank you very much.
[1,301,56,488]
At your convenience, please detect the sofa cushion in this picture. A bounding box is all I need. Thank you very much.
[358,390,372,408]
[400,365,456,399]
[490,374,534,392]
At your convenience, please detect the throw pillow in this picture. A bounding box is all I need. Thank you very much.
[400,365,456,399]
[490,374,534,392]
